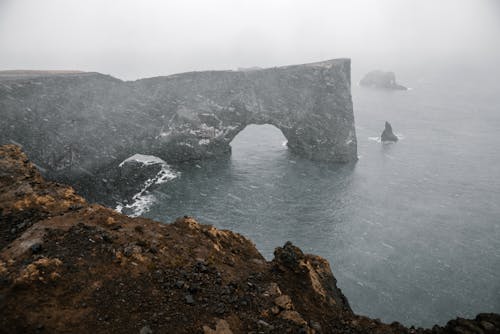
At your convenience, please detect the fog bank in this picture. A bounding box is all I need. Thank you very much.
[1,0,499,79]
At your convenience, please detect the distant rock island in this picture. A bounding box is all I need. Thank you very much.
[360,70,407,90]
[381,121,399,142]
[2,144,500,333]
[0,59,357,191]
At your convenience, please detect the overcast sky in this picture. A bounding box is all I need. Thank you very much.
[0,0,499,80]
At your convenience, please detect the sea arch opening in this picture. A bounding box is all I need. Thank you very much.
[229,124,289,161]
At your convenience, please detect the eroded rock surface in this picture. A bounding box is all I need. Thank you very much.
[0,59,357,185]
[1,144,499,333]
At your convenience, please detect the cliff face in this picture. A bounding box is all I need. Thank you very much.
[0,59,356,182]
[1,145,499,333]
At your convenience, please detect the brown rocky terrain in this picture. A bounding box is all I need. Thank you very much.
[0,144,499,333]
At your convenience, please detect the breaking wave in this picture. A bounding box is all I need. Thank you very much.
[115,154,179,217]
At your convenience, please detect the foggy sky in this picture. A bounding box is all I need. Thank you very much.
[0,0,499,80]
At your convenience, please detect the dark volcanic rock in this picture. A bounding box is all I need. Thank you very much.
[360,70,407,90]
[64,154,169,207]
[273,241,305,271]
[0,59,357,185]
[381,121,399,142]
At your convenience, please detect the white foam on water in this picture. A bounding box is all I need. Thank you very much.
[383,153,396,160]
[227,193,242,201]
[116,154,179,217]
[370,133,404,143]
[381,242,395,250]
[116,193,157,218]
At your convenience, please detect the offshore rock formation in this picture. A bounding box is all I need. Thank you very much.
[2,145,500,333]
[360,70,407,90]
[0,59,357,183]
[381,121,399,142]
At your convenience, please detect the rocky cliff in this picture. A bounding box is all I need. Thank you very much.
[1,145,499,333]
[0,59,356,181]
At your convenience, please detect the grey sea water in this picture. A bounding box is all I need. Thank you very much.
[142,70,500,327]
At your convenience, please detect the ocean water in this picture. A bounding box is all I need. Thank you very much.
[142,71,500,327]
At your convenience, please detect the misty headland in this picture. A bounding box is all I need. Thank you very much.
[1,0,500,332]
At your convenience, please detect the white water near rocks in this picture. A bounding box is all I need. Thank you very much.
[115,154,179,217]
[137,71,500,327]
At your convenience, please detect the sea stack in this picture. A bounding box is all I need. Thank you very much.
[360,70,407,90]
[381,121,398,142]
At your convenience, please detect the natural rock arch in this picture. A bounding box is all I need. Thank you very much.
[0,58,357,180]
[227,123,287,155]
[144,58,357,163]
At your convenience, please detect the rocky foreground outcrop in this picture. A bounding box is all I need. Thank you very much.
[1,144,499,334]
